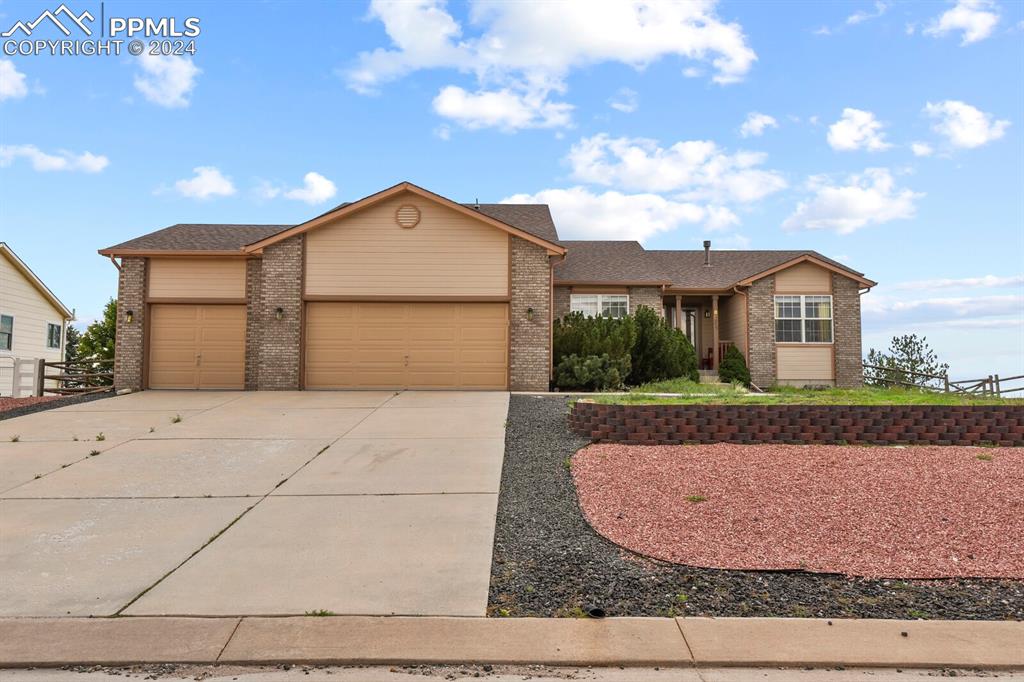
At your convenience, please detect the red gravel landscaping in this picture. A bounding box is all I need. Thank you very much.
[572,443,1024,580]
[0,396,61,413]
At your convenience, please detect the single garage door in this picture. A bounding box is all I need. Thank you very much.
[148,304,246,389]
[305,302,508,389]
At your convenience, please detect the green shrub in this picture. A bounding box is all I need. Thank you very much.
[629,306,698,385]
[554,353,627,391]
[718,345,751,386]
[553,311,635,366]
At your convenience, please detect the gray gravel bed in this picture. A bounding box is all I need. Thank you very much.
[0,391,112,421]
[488,394,1023,619]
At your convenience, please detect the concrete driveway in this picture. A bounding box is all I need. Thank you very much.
[0,390,508,617]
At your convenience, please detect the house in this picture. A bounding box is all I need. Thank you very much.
[98,181,874,393]
[0,243,74,397]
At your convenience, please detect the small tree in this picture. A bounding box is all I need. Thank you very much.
[718,345,751,386]
[628,306,698,385]
[864,334,949,389]
[64,325,81,362]
[78,298,117,362]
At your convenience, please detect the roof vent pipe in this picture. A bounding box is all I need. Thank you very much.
[703,240,712,266]
[474,197,480,210]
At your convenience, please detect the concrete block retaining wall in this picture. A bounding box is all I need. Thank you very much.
[568,401,1024,446]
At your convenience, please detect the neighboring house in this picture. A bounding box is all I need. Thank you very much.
[98,181,874,393]
[0,243,74,396]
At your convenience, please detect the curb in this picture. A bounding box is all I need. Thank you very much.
[1,616,1022,669]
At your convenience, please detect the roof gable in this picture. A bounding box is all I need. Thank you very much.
[243,182,565,255]
[0,243,74,319]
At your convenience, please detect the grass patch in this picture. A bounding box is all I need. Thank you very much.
[89,450,100,457]
[591,382,1016,406]
[976,453,994,461]
[304,609,335,617]
[685,495,707,503]
[9,435,19,442]
[171,414,182,423]
[95,432,106,441]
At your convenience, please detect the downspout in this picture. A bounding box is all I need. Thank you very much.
[107,254,122,272]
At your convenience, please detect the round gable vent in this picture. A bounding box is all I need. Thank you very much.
[395,204,421,228]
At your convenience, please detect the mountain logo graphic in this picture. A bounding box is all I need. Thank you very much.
[2,4,95,38]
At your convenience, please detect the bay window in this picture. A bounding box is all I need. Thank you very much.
[570,294,629,319]
[775,295,832,343]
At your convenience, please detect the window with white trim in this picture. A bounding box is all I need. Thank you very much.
[570,294,629,319]
[47,323,62,349]
[0,315,12,351]
[775,295,832,343]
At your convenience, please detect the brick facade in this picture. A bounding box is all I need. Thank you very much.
[746,275,775,388]
[256,236,303,390]
[570,401,1024,447]
[244,258,262,390]
[833,274,863,388]
[553,285,571,319]
[509,237,551,391]
[113,257,146,391]
[628,286,664,317]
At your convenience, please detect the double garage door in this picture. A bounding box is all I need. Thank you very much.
[305,302,508,390]
[147,302,508,390]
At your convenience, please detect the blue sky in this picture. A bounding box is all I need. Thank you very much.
[1,0,1021,378]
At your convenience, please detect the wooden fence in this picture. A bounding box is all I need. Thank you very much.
[41,358,114,396]
[863,363,1023,398]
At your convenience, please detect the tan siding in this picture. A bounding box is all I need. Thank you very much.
[774,262,832,293]
[148,258,246,299]
[148,304,245,389]
[305,193,510,297]
[0,252,66,395]
[777,345,834,385]
[305,302,508,389]
[719,294,748,357]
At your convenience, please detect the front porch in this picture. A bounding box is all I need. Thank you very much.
[662,292,746,371]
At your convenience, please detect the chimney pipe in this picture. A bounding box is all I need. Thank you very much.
[703,240,711,266]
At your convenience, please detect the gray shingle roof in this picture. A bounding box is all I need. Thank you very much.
[555,241,867,289]
[100,204,560,253]
[100,224,290,253]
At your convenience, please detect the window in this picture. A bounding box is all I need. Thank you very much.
[0,315,12,351]
[47,323,62,349]
[570,294,629,319]
[775,295,832,343]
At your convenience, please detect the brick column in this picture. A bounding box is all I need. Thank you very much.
[747,276,775,388]
[628,286,664,317]
[244,258,262,390]
[833,274,863,388]
[257,236,303,390]
[510,237,551,392]
[553,285,571,319]
[113,257,146,391]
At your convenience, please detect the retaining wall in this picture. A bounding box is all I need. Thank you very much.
[568,401,1024,446]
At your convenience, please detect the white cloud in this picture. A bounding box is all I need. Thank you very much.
[253,180,281,200]
[890,274,1024,291]
[174,166,235,199]
[711,233,751,249]
[502,187,705,243]
[0,144,108,173]
[924,100,1010,149]
[0,60,29,101]
[567,133,787,204]
[434,124,452,141]
[133,50,200,108]
[813,26,832,36]
[345,0,756,130]
[739,112,778,137]
[911,142,934,157]
[924,0,1000,45]
[283,172,337,205]
[863,294,1022,325]
[682,66,704,78]
[609,87,638,113]
[827,108,891,151]
[847,1,888,25]
[782,167,922,234]
[432,86,572,131]
[704,205,740,231]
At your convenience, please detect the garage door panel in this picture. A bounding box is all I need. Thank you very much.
[305,302,507,389]
[149,304,245,390]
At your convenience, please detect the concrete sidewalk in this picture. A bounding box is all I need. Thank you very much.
[1,616,1021,669]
